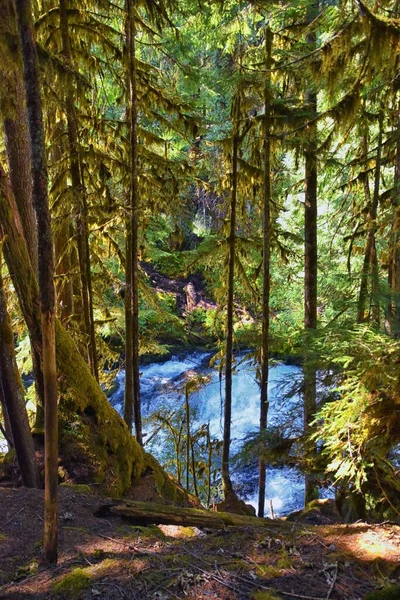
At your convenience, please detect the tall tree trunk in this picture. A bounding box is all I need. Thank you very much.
[304,0,318,506]
[124,0,142,445]
[0,0,44,431]
[185,386,190,491]
[206,424,212,507]
[357,111,383,325]
[388,99,400,335]
[258,26,273,519]
[222,103,239,499]
[0,259,39,487]
[388,4,400,336]
[59,0,98,381]
[15,0,58,563]
[357,129,372,323]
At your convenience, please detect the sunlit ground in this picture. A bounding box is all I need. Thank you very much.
[323,524,400,562]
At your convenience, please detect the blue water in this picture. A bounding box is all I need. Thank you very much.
[109,352,314,516]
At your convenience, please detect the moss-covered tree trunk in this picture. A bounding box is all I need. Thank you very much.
[59,0,98,381]
[258,26,272,519]
[124,0,142,445]
[0,261,39,488]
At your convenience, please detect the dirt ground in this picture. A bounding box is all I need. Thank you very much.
[0,487,399,600]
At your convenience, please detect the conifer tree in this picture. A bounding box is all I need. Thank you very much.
[303,0,318,505]
[124,0,142,445]
[258,25,273,518]
[222,94,240,500]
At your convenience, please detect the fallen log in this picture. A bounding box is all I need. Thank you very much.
[102,500,283,529]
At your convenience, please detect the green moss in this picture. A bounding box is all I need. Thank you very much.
[56,321,146,497]
[125,524,166,539]
[0,533,6,541]
[364,586,400,600]
[251,591,281,600]
[174,526,198,538]
[60,483,92,494]
[52,568,92,598]
[144,452,189,505]
[256,565,282,579]
[16,560,39,579]
[1,449,15,465]
[90,558,120,576]
[276,549,292,569]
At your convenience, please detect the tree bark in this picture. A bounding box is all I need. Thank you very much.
[15,0,58,563]
[59,0,98,381]
[222,104,239,499]
[258,27,273,519]
[0,265,38,487]
[388,4,400,335]
[185,387,190,491]
[388,100,400,335]
[124,0,142,445]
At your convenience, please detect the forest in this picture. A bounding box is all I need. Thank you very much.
[0,0,399,597]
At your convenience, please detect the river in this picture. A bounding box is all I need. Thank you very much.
[109,351,323,516]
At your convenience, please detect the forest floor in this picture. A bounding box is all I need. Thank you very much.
[0,487,399,600]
